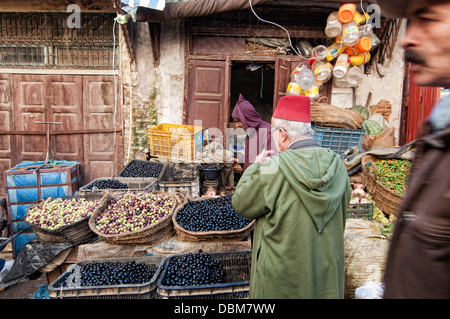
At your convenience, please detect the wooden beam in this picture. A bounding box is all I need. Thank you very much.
[148,22,161,67]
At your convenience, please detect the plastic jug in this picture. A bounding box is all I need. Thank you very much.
[349,52,371,66]
[353,11,370,25]
[325,11,342,38]
[298,68,315,90]
[286,82,301,95]
[333,53,350,78]
[303,82,319,101]
[359,24,380,51]
[338,3,357,23]
[342,21,360,46]
[326,42,345,61]
[311,60,333,82]
[291,61,310,82]
[311,45,329,60]
[345,37,372,56]
[346,65,364,86]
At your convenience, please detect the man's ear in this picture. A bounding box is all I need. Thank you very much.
[279,128,288,142]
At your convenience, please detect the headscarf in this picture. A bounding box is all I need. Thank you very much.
[231,94,274,170]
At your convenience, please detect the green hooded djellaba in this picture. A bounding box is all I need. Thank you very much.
[232,141,352,299]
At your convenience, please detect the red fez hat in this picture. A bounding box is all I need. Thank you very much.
[273,95,311,123]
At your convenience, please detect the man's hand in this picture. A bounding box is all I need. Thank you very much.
[255,149,274,164]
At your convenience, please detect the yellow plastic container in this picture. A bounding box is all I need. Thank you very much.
[148,123,204,161]
[349,52,371,66]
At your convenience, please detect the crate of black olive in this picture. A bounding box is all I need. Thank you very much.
[88,191,180,245]
[157,250,251,299]
[48,255,166,299]
[118,160,167,181]
[172,194,255,242]
[24,195,102,245]
[157,162,200,198]
[78,176,158,196]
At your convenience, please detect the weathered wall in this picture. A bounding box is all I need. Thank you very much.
[120,20,185,162]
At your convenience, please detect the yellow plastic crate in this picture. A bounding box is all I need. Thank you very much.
[148,123,203,161]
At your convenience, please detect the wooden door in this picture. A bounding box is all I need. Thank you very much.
[0,74,122,196]
[401,69,441,144]
[82,76,122,182]
[0,74,15,193]
[186,59,230,142]
[273,57,292,111]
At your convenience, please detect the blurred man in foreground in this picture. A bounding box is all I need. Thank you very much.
[377,0,450,298]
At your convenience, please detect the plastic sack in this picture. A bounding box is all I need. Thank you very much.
[354,281,385,299]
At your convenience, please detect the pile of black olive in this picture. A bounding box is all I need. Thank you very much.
[120,161,164,178]
[55,260,155,287]
[84,179,129,190]
[176,194,251,232]
[162,251,225,287]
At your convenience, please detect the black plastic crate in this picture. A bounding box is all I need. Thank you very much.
[157,250,251,299]
[48,255,165,299]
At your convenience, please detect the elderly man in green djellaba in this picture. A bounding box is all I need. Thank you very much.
[232,95,352,299]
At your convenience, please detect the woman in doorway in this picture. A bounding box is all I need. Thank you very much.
[231,94,276,171]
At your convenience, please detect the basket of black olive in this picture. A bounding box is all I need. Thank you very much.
[78,177,158,196]
[156,250,251,299]
[172,194,255,242]
[118,160,167,181]
[48,255,166,299]
[88,191,182,245]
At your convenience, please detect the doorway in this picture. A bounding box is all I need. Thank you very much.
[230,61,275,125]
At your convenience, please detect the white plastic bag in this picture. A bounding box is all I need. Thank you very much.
[354,281,385,299]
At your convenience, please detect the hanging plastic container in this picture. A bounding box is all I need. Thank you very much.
[359,24,380,51]
[286,82,302,96]
[326,42,346,62]
[345,37,372,56]
[333,53,350,78]
[291,61,310,83]
[325,11,342,38]
[338,3,357,24]
[346,66,364,86]
[349,52,371,66]
[298,68,315,90]
[342,21,360,47]
[312,60,333,82]
[303,83,319,101]
[353,11,370,25]
[311,45,329,60]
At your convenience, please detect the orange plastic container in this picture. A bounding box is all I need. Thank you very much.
[345,37,372,56]
[338,3,357,23]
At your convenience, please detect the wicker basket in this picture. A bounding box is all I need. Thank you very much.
[88,191,181,245]
[361,155,404,215]
[311,100,365,130]
[24,196,102,245]
[172,197,255,242]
